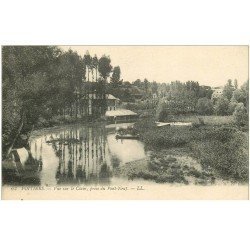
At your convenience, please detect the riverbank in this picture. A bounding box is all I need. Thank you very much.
[117,149,217,185]
[130,116,249,184]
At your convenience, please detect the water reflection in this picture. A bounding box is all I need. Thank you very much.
[4,124,146,186]
[43,125,112,185]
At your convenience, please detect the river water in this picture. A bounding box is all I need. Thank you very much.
[11,123,147,186]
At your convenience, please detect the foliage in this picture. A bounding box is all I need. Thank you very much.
[191,127,248,182]
[214,96,229,115]
[83,50,92,81]
[232,89,246,104]
[135,117,248,183]
[98,55,112,80]
[133,117,157,133]
[233,103,248,126]
[92,54,99,81]
[196,97,213,115]
[110,66,121,84]
[228,100,238,115]
[2,46,85,158]
[2,46,61,155]
[155,99,168,121]
[223,79,235,100]
[136,123,193,149]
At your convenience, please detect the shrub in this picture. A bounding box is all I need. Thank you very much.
[191,128,248,182]
[214,97,230,115]
[133,118,156,133]
[233,103,248,126]
[141,126,192,149]
[155,100,168,122]
[228,100,238,115]
[196,97,213,115]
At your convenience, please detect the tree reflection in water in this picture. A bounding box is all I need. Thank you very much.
[3,124,147,186]
[51,125,112,185]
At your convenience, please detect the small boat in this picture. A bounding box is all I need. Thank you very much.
[115,134,140,140]
[156,122,171,127]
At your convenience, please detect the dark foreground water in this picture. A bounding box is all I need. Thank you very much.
[4,123,147,186]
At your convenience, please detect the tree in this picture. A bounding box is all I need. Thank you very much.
[155,99,168,122]
[233,103,248,126]
[84,51,92,81]
[92,54,99,82]
[196,97,213,115]
[214,97,230,115]
[234,79,238,89]
[198,85,213,99]
[133,79,142,87]
[228,99,238,115]
[2,46,85,158]
[240,80,249,109]
[2,46,62,157]
[143,78,150,94]
[57,49,85,117]
[232,89,246,104]
[98,55,112,81]
[110,66,121,85]
[223,79,235,100]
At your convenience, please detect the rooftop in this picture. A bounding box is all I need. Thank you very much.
[105,109,138,117]
[106,94,120,100]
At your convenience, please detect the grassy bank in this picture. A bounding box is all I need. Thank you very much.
[119,150,216,185]
[131,116,248,184]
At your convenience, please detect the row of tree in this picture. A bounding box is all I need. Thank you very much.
[155,78,248,126]
[82,50,121,84]
[2,46,125,158]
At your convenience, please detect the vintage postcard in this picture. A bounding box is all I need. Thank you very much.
[1,45,249,200]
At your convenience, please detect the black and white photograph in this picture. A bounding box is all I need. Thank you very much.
[1,45,249,199]
[0,1,249,250]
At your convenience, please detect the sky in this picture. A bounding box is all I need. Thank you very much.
[61,46,248,87]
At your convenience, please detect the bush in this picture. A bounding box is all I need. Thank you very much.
[141,126,192,149]
[228,100,238,115]
[36,117,50,128]
[155,100,168,122]
[214,97,230,115]
[196,97,213,115]
[191,127,248,182]
[233,103,248,126]
[133,118,156,133]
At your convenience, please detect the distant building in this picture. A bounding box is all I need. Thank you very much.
[152,92,158,99]
[211,87,223,103]
[65,82,122,120]
[106,94,120,111]
[105,109,139,123]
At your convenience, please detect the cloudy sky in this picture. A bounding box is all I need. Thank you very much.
[61,46,248,87]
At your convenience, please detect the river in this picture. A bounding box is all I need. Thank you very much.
[7,123,147,186]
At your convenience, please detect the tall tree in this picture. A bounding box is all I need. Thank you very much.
[57,49,85,117]
[2,46,62,157]
[98,55,112,81]
[92,54,99,82]
[84,51,92,82]
[234,79,238,89]
[110,66,121,85]
[143,78,150,94]
[223,79,235,100]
